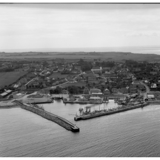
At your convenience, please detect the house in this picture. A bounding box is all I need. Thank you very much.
[90,88,101,94]
[151,83,157,89]
[144,80,149,83]
[112,88,118,93]
[89,88,103,97]
[88,76,97,83]
[58,66,64,72]
[89,96,103,103]
[104,73,117,79]
[84,72,98,85]
[75,76,83,82]
[0,89,13,98]
[118,88,128,94]
[62,89,69,94]
[91,67,102,74]
[103,88,110,95]
[147,93,155,99]
[150,71,157,75]
[13,84,20,89]
[83,88,89,94]
[78,96,88,102]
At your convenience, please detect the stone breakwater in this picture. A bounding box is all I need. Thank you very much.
[14,100,80,132]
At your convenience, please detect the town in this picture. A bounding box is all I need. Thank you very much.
[0,57,160,107]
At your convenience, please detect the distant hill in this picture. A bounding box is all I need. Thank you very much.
[0,51,160,62]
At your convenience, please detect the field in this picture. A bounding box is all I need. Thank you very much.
[1,52,160,62]
[0,71,27,89]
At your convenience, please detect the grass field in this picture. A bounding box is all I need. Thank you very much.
[0,71,27,89]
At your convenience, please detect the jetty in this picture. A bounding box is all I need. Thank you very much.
[74,102,149,121]
[14,100,80,132]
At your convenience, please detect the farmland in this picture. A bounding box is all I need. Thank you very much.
[1,51,160,62]
[0,71,27,89]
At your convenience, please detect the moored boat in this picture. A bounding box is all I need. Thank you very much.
[74,102,149,121]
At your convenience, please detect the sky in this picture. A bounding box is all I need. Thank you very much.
[1,3,160,52]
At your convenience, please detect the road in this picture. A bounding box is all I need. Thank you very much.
[51,81,68,89]
[73,72,84,81]
[24,77,37,86]
[133,80,150,99]
[133,81,150,93]
[51,72,84,89]
[139,81,150,93]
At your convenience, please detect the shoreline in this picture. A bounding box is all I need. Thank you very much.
[0,105,18,109]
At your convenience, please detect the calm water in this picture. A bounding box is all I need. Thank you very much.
[1,100,160,157]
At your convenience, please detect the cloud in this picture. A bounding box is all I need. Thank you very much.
[1,4,160,51]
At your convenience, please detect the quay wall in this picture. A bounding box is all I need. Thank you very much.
[75,102,150,121]
[14,101,79,132]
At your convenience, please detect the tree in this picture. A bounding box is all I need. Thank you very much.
[66,86,83,94]
[50,86,62,94]
[78,59,92,71]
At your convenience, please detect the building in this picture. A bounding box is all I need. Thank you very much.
[151,83,157,89]
[83,88,89,94]
[62,89,69,94]
[91,67,102,74]
[103,88,110,95]
[89,88,103,97]
[147,93,155,99]
[89,96,103,104]
[0,90,13,98]
[104,73,117,79]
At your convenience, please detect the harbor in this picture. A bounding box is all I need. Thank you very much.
[1,98,160,157]
[2,3,160,157]
[73,92,150,121]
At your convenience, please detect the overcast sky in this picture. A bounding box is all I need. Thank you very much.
[1,4,160,52]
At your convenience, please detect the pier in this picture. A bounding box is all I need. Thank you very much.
[74,102,150,121]
[14,100,80,132]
